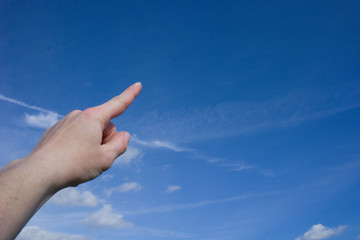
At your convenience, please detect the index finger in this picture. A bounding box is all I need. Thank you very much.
[96,82,142,123]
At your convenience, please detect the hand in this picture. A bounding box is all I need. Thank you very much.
[0,82,142,240]
[27,82,142,189]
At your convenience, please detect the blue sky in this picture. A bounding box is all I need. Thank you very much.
[1,0,360,239]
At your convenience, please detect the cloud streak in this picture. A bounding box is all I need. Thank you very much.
[132,137,189,152]
[0,94,63,116]
[220,163,255,172]
[123,191,278,215]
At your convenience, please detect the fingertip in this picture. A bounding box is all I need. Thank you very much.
[96,83,142,123]
[132,82,142,97]
[102,131,131,161]
[123,131,131,144]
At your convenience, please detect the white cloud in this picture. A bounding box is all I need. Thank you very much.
[295,224,347,240]
[165,185,182,193]
[104,182,141,197]
[50,187,102,207]
[132,137,187,152]
[25,112,60,129]
[115,146,143,165]
[83,204,133,229]
[16,226,88,240]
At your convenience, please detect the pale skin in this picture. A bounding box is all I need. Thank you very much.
[0,82,142,240]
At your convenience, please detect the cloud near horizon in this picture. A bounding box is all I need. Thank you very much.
[16,226,88,240]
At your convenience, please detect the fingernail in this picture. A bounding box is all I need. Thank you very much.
[134,82,142,86]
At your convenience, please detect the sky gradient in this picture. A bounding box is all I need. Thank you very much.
[1,1,360,239]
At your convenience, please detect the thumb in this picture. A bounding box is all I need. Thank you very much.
[103,131,131,160]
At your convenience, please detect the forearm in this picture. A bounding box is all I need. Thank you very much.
[0,157,57,240]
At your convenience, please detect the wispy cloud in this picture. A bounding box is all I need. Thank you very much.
[131,136,225,167]
[189,151,222,163]
[83,204,134,229]
[220,163,255,171]
[295,224,347,240]
[123,191,278,215]
[126,83,360,143]
[132,137,189,152]
[50,187,102,207]
[104,182,141,197]
[16,226,89,240]
[165,185,182,193]
[262,170,275,178]
[132,136,225,165]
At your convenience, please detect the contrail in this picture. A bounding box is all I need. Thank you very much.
[122,191,280,215]
[0,94,63,117]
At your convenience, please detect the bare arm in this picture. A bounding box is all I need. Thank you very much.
[0,83,142,240]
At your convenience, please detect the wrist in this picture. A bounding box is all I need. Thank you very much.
[23,154,63,195]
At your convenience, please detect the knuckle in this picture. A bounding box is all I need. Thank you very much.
[119,137,128,153]
[68,109,82,117]
[83,107,104,122]
[112,96,129,108]
[72,109,82,114]
[83,107,96,116]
